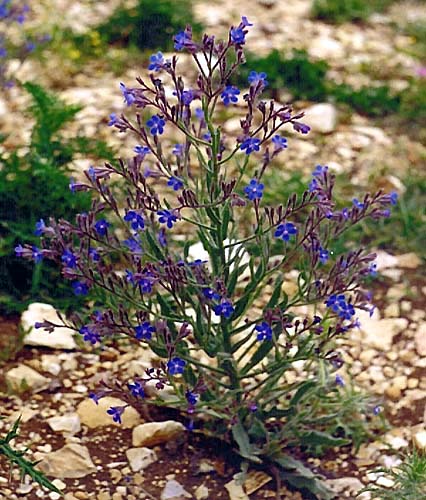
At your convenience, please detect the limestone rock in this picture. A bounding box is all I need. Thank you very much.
[77,397,141,429]
[358,311,408,351]
[47,414,81,435]
[160,479,192,500]
[194,484,209,500]
[304,103,337,134]
[224,480,249,500]
[36,444,96,479]
[21,303,77,350]
[309,36,344,59]
[396,252,422,269]
[327,477,367,498]
[413,430,426,451]
[132,420,185,447]
[6,364,50,393]
[126,447,157,472]
[415,323,426,356]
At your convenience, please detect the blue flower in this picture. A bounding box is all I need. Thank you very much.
[128,381,145,398]
[172,144,184,156]
[0,47,6,57]
[69,177,76,193]
[26,41,36,52]
[134,145,150,156]
[62,249,77,268]
[373,406,381,416]
[138,276,155,294]
[146,115,166,135]
[185,390,198,405]
[220,85,240,106]
[335,374,345,387]
[255,322,272,341]
[325,294,355,321]
[213,300,234,319]
[157,209,178,229]
[134,321,156,340]
[123,236,143,254]
[167,177,184,191]
[89,248,100,262]
[174,30,192,51]
[15,244,24,257]
[32,246,43,263]
[240,137,261,155]
[94,219,110,236]
[203,288,220,301]
[248,71,268,87]
[274,222,297,242]
[89,392,104,405]
[107,406,126,424]
[293,122,310,134]
[167,357,186,375]
[108,113,118,126]
[158,228,167,247]
[148,51,164,71]
[181,89,195,106]
[272,134,287,150]
[79,326,100,344]
[34,219,46,236]
[318,247,329,264]
[313,165,328,177]
[230,26,246,45]
[368,262,378,277]
[244,179,264,201]
[389,191,398,205]
[124,210,145,231]
[72,281,89,296]
[119,82,135,106]
[352,198,365,209]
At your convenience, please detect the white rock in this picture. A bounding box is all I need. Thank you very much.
[77,397,141,429]
[396,252,422,269]
[35,444,96,479]
[6,364,50,393]
[375,251,398,270]
[21,303,77,350]
[47,414,81,435]
[414,430,426,450]
[309,36,344,59]
[352,126,392,146]
[126,447,157,472]
[132,421,185,447]
[41,354,62,376]
[376,476,394,488]
[327,477,367,497]
[224,480,249,500]
[160,479,192,500]
[415,323,426,356]
[194,484,209,500]
[358,311,408,351]
[304,103,337,134]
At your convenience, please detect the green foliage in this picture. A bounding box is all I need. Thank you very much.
[237,49,330,101]
[332,83,401,117]
[97,0,203,51]
[0,83,113,314]
[400,78,426,126]
[311,0,395,24]
[236,49,401,117]
[0,416,63,495]
[362,449,426,499]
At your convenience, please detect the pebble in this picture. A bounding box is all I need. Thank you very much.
[132,421,185,447]
[126,447,158,472]
[36,444,97,479]
[6,364,50,393]
[303,103,338,134]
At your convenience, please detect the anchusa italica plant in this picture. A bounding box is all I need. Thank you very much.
[0,1,50,88]
[19,19,397,498]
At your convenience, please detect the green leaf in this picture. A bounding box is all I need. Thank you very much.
[299,430,350,449]
[231,422,262,463]
[221,203,232,241]
[240,341,273,375]
[289,380,318,407]
[265,274,284,309]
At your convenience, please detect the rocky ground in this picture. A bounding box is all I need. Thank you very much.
[1,0,426,499]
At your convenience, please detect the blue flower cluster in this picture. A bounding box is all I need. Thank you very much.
[325,294,355,320]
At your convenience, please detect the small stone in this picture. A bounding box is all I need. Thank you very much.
[358,312,408,351]
[415,323,426,356]
[327,477,366,497]
[35,444,96,478]
[396,253,422,269]
[51,479,66,491]
[132,421,185,447]
[194,484,209,500]
[21,303,77,349]
[47,414,81,435]
[126,447,158,472]
[384,303,399,318]
[77,397,140,429]
[224,480,249,500]
[376,476,394,488]
[160,479,191,500]
[303,103,337,134]
[413,430,426,450]
[6,364,50,393]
